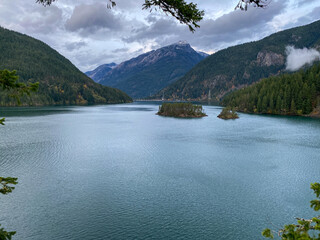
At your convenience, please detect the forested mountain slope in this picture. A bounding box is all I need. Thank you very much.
[97,41,206,99]
[0,27,132,106]
[222,62,320,116]
[154,20,320,101]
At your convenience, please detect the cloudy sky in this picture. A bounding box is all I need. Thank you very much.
[0,0,319,72]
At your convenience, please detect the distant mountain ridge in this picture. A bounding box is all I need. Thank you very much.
[0,27,132,106]
[153,19,320,101]
[89,41,207,99]
[85,63,117,83]
[197,51,209,58]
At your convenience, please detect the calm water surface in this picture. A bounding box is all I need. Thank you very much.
[0,102,320,240]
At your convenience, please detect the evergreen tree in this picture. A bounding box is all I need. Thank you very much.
[276,95,281,113]
[290,99,296,114]
[262,96,268,113]
[269,93,274,113]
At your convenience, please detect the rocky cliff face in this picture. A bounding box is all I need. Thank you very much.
[92,42,207,98]
[256,51,284,67]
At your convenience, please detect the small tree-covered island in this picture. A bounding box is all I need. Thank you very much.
[218,107,239,120]
[157,102,207,118]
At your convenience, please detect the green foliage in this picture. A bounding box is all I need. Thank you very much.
[263,183,320,239]
[262,228,274,239]
[36,0,55,5]
[155,20,320,101]
[0,69,38,92]
[0,27,132,106]
[37,0,117,8]
[0,177,18,195]
[222,63,320,116]
[0,178,18,239]
[235,0,269,10]
[0,69,39,126]
[217,107,239,119]
[0,69,39,105]
[0,227,16,240]
[157,102,206,117]
[142,0,204,32]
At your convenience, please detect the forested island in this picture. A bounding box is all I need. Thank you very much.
[157,103,207,118]
[221,63,320,117]
[218,108,239,119]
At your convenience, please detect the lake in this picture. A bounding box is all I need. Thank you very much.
[0,102,320,240]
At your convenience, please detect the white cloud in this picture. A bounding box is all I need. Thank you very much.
[65,3,124,33]
[286,46,320,71]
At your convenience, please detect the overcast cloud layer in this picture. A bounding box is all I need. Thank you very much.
[0,0,320,71]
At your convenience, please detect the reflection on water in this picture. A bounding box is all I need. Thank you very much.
[0,106,73,117]
[108,106,155,112]
[0,102,319,240]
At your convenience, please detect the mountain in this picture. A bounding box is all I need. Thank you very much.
[0,27,132,106]
[221,62,320,117]
[85,63,117,83]
[94,41,207,99]
[153,20,320,101]
[197,51,210,58]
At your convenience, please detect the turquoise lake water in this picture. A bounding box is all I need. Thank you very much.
[0,102,320,239]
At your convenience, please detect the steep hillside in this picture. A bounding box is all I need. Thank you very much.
[154,20,320,101]
[96,41,207,99]
[0,27,132,106]
[221,62,320,117]
[85,63,117,83]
